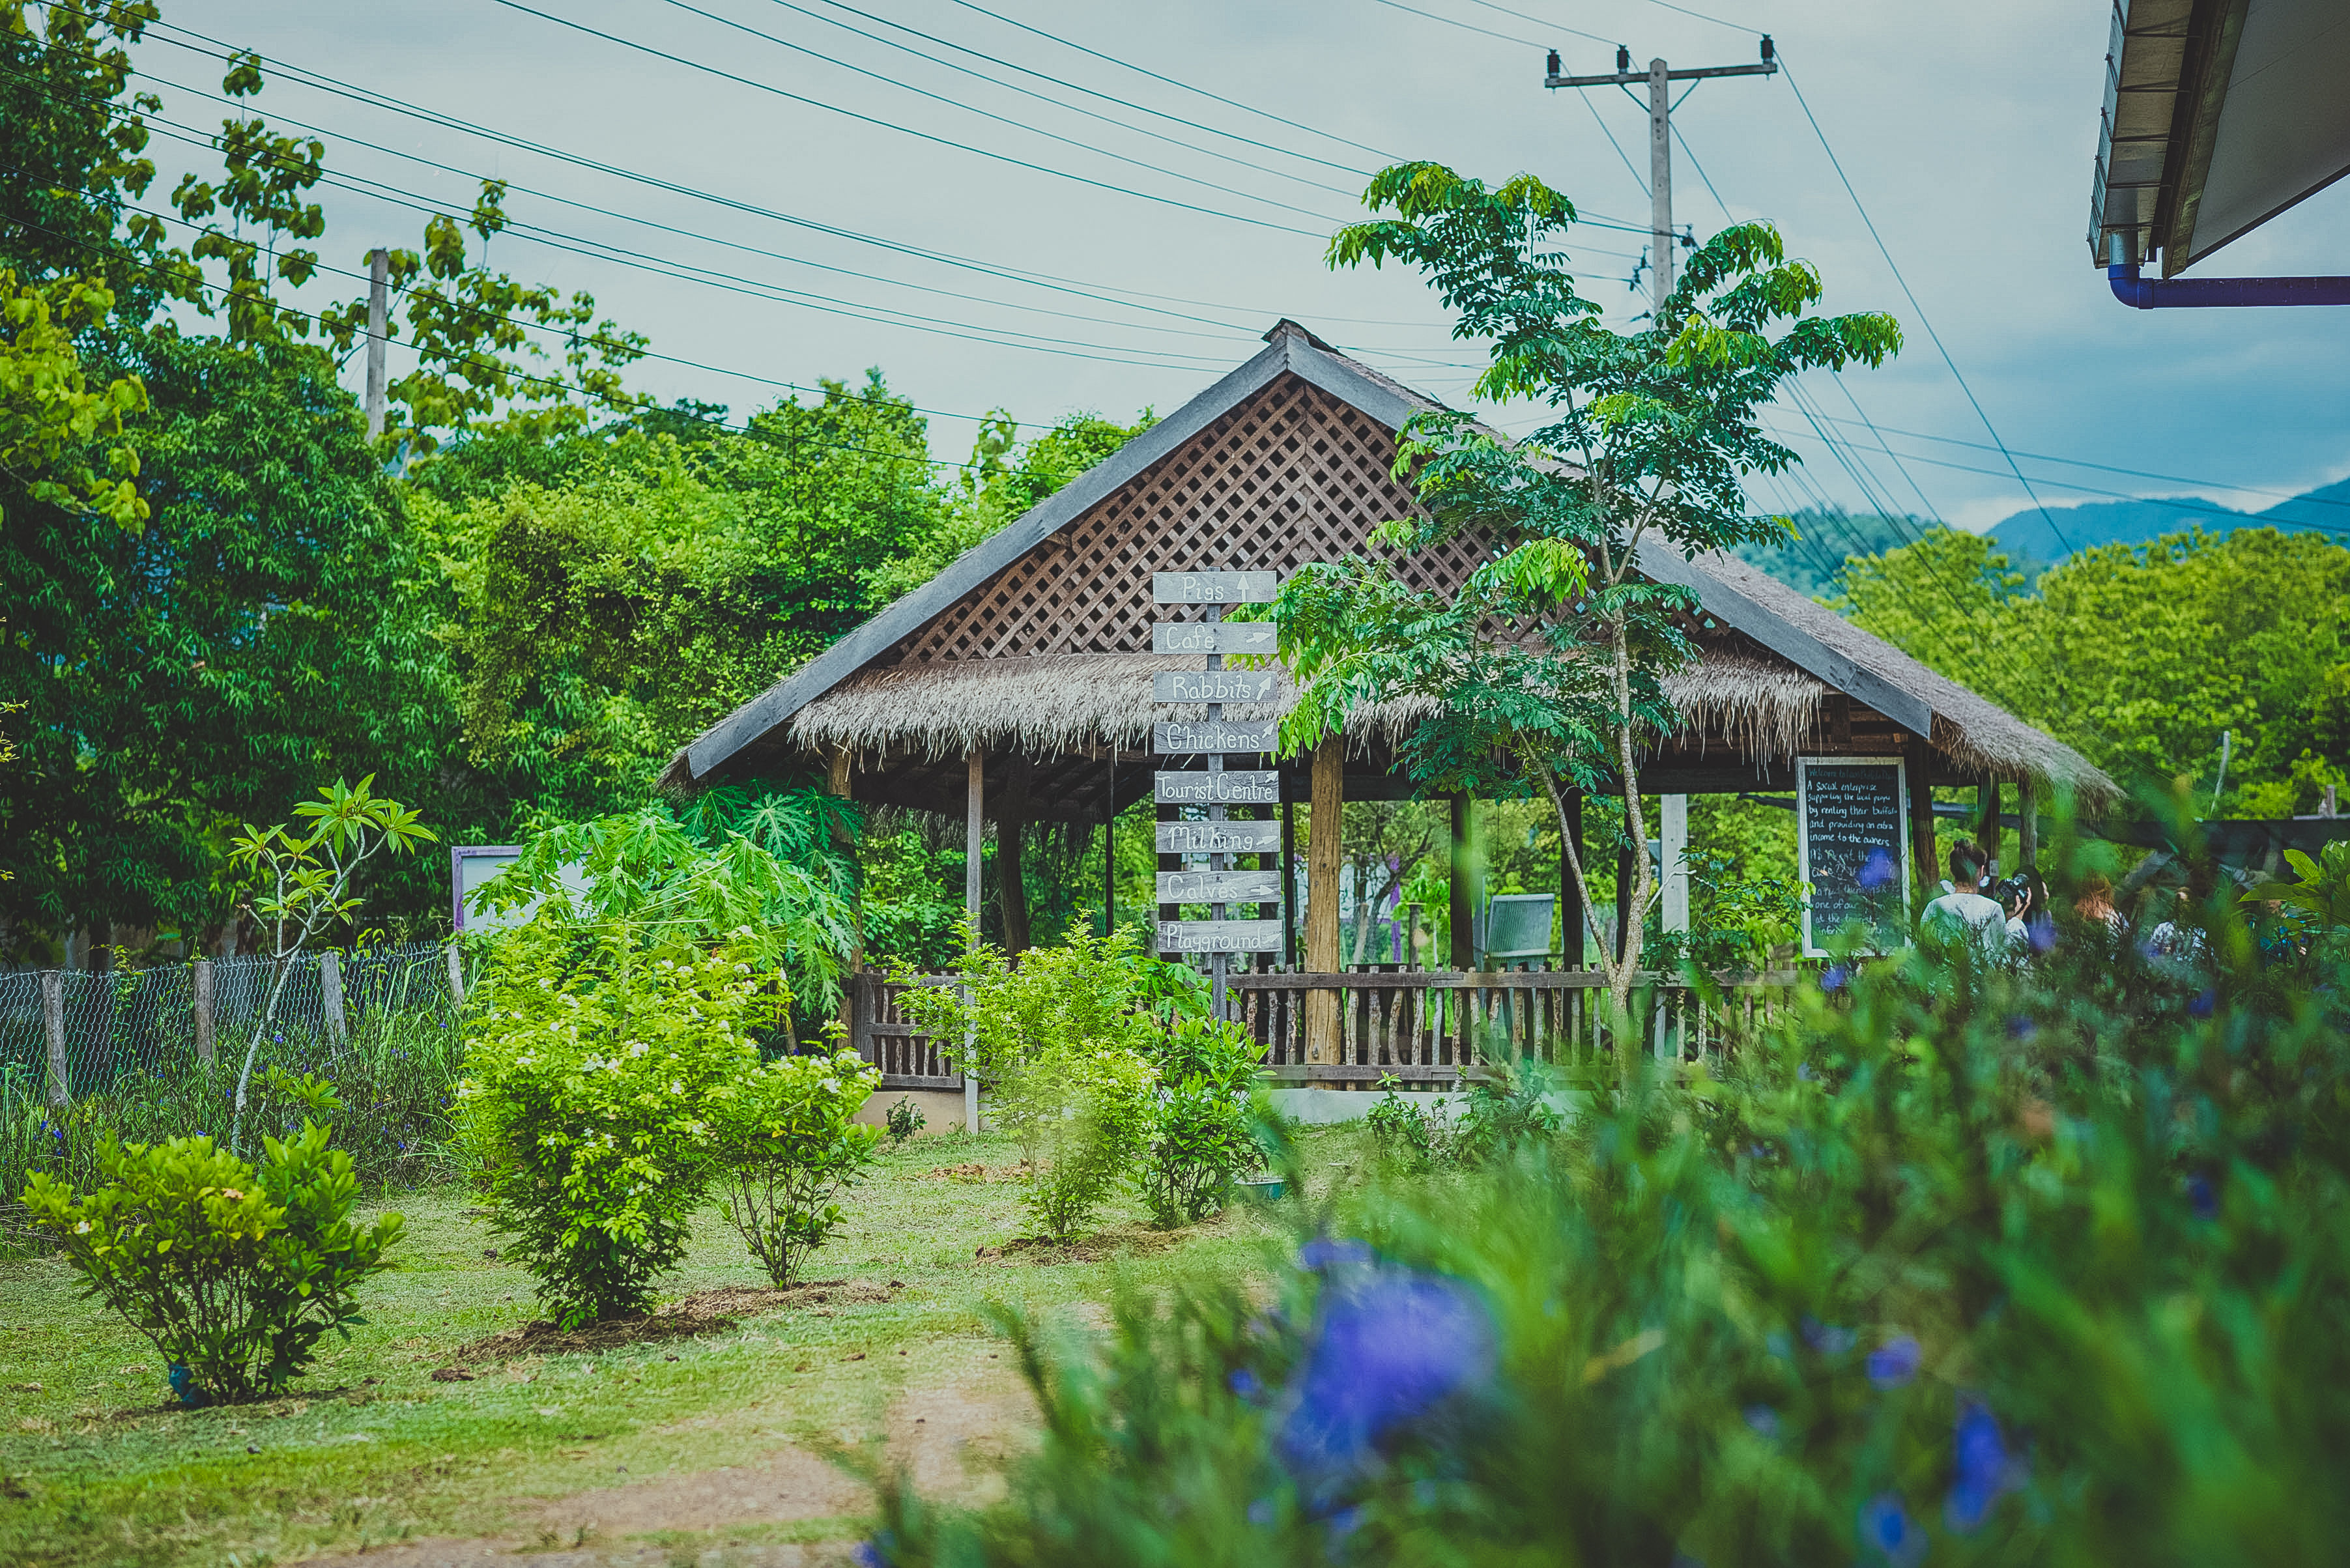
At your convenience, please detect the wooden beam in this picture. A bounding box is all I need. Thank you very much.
[998,754,1033,954]
[1304,739,1342,1064]
[1905,735,1938,895]
[1561,790,1585,969]
[2018,775,2040,871]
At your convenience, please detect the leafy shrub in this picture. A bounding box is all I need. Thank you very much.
[1364,1076,1459,1165]
[22,1122,402,1404]
[1136,1017,1265,1227]
[884,1096,927,1145]
[894,922,1162,1238]
[870,842,2350,1566]
[713,1047,883,1284]
[459,923,768,1326]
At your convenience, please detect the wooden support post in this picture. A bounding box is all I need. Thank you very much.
[2017,775,2039,871]
[1660,794,1689,934]
[446,944,466,1005]
[193,958,216,1067]
[1977,777,2001,876]
[997,756,1032,954]
[964,747,984,1133]
[319,950,349,1049]
[1280,797,1298,968]
[1561,790,1586,969]
[41,970,67,1107]
[1305,739,1343,1064]
[1102,747,1118,938]
[827,744,862,1035]
[1449,795,1476,969]
[1906,736,1938,896]
[1614,839,1637,967]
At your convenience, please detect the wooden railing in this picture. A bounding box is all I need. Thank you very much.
[850,965,1803,1090]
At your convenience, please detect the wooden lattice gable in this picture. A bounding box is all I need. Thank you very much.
[682,321,1476,779]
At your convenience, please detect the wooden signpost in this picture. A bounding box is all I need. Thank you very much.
[1153,571,1287,1014]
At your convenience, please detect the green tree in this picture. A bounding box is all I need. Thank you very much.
[1278,165,1899,1019]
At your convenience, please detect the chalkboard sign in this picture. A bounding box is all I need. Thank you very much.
[1158,919,1285,953]
[1797,756,1910,956]
[1155,718,1279,754]
[1157,819,1280,854]
[1155,769,1280,805]
[1153,669,1278,704]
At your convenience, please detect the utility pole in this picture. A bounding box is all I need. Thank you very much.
[364,247,389,440]
[1545,37,1778,317]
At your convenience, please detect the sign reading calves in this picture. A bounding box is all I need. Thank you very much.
[1797,756,1910,956]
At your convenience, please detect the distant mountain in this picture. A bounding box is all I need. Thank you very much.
[1983,476,2350,567]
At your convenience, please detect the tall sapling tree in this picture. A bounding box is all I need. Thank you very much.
[1276,164,1900,1021]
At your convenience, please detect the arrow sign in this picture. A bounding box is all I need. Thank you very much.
[1153,668,1278,704]
[1158,869,1282,904]
[1157,819,1281,854]
[1157,919,1285,953]
[1154,570,1278,604]
[1155,718,1280,754]
[1151,621,1278,655]
[1156,769,1280,805]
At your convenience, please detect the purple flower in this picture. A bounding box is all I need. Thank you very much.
[2008,1016,2038,1042]
[1742,1404,1781,1438]
[2186,1173,2218,1221]
[1858,1492,1927,1565]
[1278,1268,1496,1481]
[1820,965,1850,992]
[850,1542,889,1568]
[2026,913,2057,954]
[2189,988,2216,1018]
[1859,848,1899,891]
[1800,1317,1855,1356]
[1228,1367,1264,1400]
[1866,1335,1921,1388]
[1945,1398,2027,1533]
[1297,1238,1375,1272]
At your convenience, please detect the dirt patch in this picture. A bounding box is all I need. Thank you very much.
[530,1444,867,1545]
[449,1282,900,1364]
[977,1227,1189,1265]
[921,1161,1030,1183]
[293,1536,844,1567]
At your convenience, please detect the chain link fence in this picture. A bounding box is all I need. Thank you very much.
[0,943,461,1100]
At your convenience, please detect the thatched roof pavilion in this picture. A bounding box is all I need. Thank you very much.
[666,321,2112,1009]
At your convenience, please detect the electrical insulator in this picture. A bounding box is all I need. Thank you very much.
[1616,44,1631,73]
[1760,35,1775,63]
[1546,48,1560,78]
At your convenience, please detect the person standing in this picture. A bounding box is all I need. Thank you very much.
[1921,840,2007,953]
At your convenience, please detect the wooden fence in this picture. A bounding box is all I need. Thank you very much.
[850,965,1803,1091]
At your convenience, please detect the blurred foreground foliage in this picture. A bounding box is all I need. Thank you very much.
[872,844,2350,1566]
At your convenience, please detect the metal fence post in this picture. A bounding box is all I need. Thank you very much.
[319,950,349,1048]
[193,958,216,1066]
[40,971,68,1107]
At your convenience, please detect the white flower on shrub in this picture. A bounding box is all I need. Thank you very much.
[628,1042,648,1058]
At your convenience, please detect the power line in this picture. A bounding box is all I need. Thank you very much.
[939,0,1398,162]
[790,0,1372,178]
[1777,52,2080,559]
[483,0,1335,236]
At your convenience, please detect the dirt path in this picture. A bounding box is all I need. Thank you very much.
[296,1360,1035,1567]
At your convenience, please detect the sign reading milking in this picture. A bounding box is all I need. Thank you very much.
[1154,769,1280,805]
[1156,819,1281,854]
[1151,620,1278,655]
[1156,919,1285,954]
[1154,718,1280,754]
[1158,868,1282,904]
[1153,570,1278,604]
[1153,668,1277,704]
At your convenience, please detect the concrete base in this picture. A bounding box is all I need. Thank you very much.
[855,1087,970,1136]
[1267,1087,1588,1124]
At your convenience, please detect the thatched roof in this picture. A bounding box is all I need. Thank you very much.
[1645,549,2117,803]
[664,318,2116,807]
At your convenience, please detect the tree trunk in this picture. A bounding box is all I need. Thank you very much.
[1304,739,1343,1063]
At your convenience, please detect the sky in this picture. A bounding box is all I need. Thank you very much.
[145,0,2350,536]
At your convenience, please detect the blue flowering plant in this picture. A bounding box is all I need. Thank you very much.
[863,831,2350,1565]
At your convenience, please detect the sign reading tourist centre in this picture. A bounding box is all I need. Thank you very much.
[1153,570,1278,604]
[1796,756,1910,957]
[1154,769,1280,805]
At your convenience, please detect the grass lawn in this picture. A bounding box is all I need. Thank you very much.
[0,1128,1327,1567]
